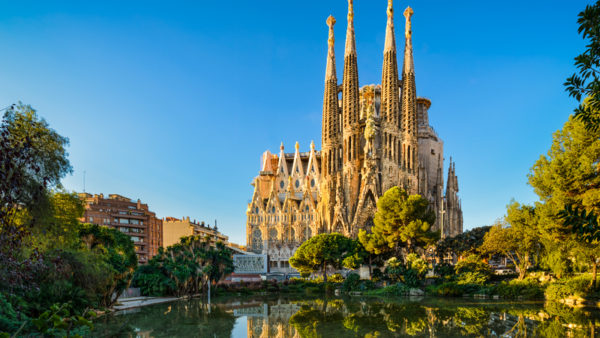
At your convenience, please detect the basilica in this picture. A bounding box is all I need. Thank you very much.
[246,0,463,271]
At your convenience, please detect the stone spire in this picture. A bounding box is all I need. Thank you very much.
[322,15,340,175]
[400,6,418,172]
[345,0,356,57]
[381,0,400,127]
[325,16,337,81]
[342,0,360,164]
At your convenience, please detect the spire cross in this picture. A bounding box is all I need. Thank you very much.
[326,15,336,46]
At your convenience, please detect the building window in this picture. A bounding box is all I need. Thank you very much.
[89,217,94,223]
[280,181,284,189]
[130,219,139,225]
[295,180,300,188]
[311,179,315,187]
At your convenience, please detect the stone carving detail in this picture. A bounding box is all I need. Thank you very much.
[233,254,267,274]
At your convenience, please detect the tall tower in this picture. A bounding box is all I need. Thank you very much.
[320,15,341,231]
[342,0,361,226]
[400,6,419,193]
[380,0,401,191]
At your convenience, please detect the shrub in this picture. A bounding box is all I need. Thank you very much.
[329,273,344,283]
[494,278,545,299]
[434,263,454,279]
[341,273,361,292]
[545,275,594,302]
[454,255,492,286]
[366,283,410,296]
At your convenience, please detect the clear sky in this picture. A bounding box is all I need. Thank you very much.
[0,0,591,245]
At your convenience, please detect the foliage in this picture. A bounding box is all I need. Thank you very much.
[564,0,600,132]
[436,226,491,259]
[405,253,429,278]
[78,223,137,306]
[493,278,545,300]
[454,255,492,285]
[0,104,72,293]
[360,187,437,256]
[134,236,233,297]
[434,262,454,279]
[289,233,361,282]
[528,116,600,285]
[30,303,95,338]
[480,202,540,279]
[339,273,375,292]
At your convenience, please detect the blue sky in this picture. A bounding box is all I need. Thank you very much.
[0,0,590,245]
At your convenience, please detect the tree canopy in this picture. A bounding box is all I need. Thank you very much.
[360,187,436,257]
[480,202,540,280]
[564,0,600,132]
[289,233,361,282]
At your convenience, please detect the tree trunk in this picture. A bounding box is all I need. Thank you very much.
[323,262,327,283]
[368,256,373,279]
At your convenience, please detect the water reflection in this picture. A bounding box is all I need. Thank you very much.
[94,296,600,337]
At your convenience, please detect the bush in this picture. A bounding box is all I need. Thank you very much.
[329,273,344,283]
[0,294,24,333]
[133,263,174,297]
[341,273,361,292]
[454,255,492,286]
[366,283,410,296]
[434,263,454,279]
[426,282,475,297]
[493,278,545,300]
[545,275,594,302]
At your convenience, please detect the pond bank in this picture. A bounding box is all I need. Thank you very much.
[114,296,179,311]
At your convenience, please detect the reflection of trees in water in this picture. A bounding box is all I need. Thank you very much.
[286,298,600,337]
[93,296,600,337]
[92,300,236,337]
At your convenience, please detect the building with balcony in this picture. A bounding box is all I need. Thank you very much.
[78,193,163,264]
[162,216,229,248]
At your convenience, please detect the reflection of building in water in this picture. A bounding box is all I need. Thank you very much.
[245,303,301,338]
[245,0,463,273]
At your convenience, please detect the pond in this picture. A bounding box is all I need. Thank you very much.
[93,295,600,337]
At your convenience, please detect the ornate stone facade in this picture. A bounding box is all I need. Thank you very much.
[246,1,463,271]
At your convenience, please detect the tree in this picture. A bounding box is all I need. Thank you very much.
[0,103,72,294]
[560,205,600,287]
[529,116,600,282]
[289,233,359,282]
[78,224,138,306]
[364,187,436,257]
[479,202,540,280]
[564,0,600,132]
[436,226,492,260]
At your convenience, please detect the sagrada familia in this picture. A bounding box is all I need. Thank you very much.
[246,0,463,271]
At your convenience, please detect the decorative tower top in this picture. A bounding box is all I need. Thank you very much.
[295,141,300,152]
[345,0,356,56]
[403,6,415,74]
[310,140,315,151]
[280,142,284,151]
[325,16,337,81]
[384,0,395,51]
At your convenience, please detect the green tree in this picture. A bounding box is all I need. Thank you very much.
[564,0,600,132]
[289,233,359,282]
[436,226,492,260]
[529,116,600,283]
[480,202,540,280]
[363,187,436,257]
[78,224,137,306]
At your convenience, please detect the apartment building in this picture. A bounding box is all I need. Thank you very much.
[78,193,163,264]
[162,216,228,248]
